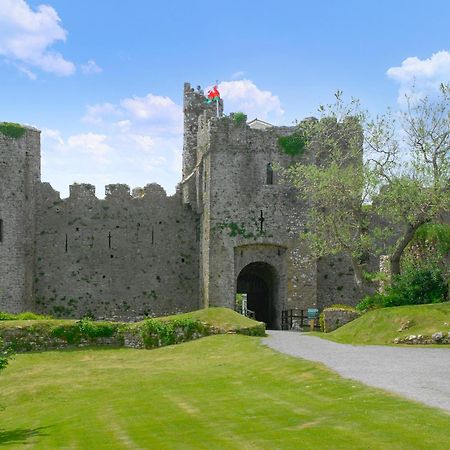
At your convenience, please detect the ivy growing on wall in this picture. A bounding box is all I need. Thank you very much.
[216,222,256,238]
[215,221,272,239]
[0,122,26,139]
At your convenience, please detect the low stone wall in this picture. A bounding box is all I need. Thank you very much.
[0,318,266,353]
[322,308,360,332]
[393,332,450,345]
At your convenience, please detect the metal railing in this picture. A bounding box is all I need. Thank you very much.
[281,309,320,331]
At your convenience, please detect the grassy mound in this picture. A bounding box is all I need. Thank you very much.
[1,335,449,449]
[161,307,263,332]
[319,302,450,345]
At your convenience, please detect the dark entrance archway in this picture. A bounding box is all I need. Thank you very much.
[236,262,277,329]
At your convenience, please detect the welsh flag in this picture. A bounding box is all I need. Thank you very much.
[206,85,220,103]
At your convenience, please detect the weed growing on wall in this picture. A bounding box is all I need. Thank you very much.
[278,132,307,156]
[231,112,247,125]
[0,122,26,139]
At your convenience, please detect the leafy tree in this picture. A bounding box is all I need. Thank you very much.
[284,85,449,293]
[372,84,450,276]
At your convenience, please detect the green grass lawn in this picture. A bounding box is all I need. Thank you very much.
[317,302,450,345]
[1,335,450,449]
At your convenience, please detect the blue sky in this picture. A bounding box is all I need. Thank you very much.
[1,0,449,197]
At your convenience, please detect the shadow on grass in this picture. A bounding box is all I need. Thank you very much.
[0,426,50,446]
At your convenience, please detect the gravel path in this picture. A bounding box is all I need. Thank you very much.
[263,331,450,413]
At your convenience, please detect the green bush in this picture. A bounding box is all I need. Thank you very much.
[357,267,447,312]
[232,112,247,125]
[139,318,207,348]
[278,132,307,157]
[51,319,120,344]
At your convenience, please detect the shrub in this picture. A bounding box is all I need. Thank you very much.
[278,132,307,157]
[357,267,447,312]
[139,318,207,348]
[232,112,247,125]
[51,319,120,344]
[386,267,447,306]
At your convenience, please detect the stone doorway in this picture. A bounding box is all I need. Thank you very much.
[236,262,277,329]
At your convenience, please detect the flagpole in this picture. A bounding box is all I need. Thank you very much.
[216,79,219,118]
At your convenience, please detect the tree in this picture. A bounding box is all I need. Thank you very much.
[372,84,450,276]
[284,85,449,293]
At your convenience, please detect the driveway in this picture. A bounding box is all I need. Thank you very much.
[263,331,450,413]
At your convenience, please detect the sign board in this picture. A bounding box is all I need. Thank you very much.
[307,308,319,319]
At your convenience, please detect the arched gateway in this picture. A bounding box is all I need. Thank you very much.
[236,262,278,329]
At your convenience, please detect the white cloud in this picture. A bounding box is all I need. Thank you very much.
[84,93,183,135]
[42,127,64,146]
[67,133,112,160]
[82,103,121,126]
[387,50,450,103]
[42,90,183,198]
[0,0,75,77]
[81,59,102,75]
[120,94,182,132]
[41,80,283,198]
[217,79,284,122]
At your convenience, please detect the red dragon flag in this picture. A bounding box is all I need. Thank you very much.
[206,85,220,103]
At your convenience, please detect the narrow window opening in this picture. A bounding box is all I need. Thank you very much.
[0,219,3,243]
[108,232,111,249]
[151,226,154,244]
[65,234,68,253]
[266,163,274,185]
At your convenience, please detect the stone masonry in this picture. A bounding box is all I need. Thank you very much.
[0,83,362,327]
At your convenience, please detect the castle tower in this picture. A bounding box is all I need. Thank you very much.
[193,107,319,329]
[182,83,223,179]
[0,125,40,313]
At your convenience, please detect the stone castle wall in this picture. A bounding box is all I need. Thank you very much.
[0,128,40,313]
[0,83,365,324]
[34,182,199,320]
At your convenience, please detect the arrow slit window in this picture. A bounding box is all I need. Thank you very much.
[266,163,274,185]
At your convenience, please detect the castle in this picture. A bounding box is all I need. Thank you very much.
[0,83,361,328]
